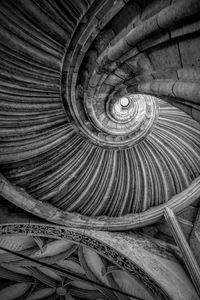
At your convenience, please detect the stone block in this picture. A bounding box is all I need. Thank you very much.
[138,31,170,52]
[126,53,153,74]
[157,0,200,29]
[138,79,175,97]
[118,47,139,65]
[95,0,116,20]
[104,74,123,86]
[177,68,200,81]
[179,37,200,68]
[126,15,160,46]
[95,29,115,55]
[173,81,200,103]
[114,68,130,80]
[147,41,181,70]
[153,68,178,79]
[108,38,131,62]
[88,70,102,88]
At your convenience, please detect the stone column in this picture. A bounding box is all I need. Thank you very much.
[164,207,200,297]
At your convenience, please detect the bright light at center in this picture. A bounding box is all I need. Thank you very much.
[120,97,129,107]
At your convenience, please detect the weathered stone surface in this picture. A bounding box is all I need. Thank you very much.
[0,0,200,298]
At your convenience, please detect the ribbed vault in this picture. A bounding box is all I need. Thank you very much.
[0,205,198,300]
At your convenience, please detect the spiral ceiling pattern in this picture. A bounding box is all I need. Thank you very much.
[73,92,159,148]
[0,0,200,220]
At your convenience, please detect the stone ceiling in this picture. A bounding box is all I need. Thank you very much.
[0,0,200,299]
[0,0,200,226]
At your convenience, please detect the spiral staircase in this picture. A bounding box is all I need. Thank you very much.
[0,0,200,299]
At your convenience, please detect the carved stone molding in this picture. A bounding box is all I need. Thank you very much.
[1,173,200,231]
[0,222,170,300]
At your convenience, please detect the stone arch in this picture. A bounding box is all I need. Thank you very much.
[0,218,198,300]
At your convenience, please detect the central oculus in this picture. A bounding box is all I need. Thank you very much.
[120,97,129,107]
[70,89,159,149]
